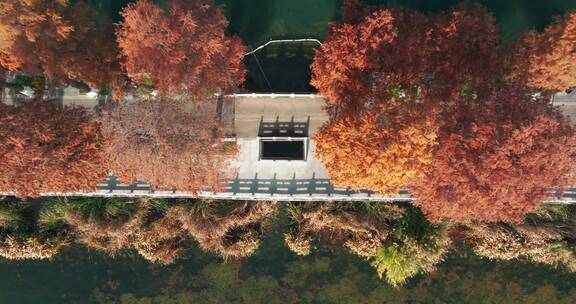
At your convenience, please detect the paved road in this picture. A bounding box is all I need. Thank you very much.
[553,91,576,125]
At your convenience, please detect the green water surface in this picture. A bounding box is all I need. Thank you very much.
[88,0,576,92]
[217,0,576,92]
[2,224,576,303]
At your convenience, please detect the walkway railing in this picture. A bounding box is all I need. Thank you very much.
[231,93,319,98]
[0,175,412,202]
[243,38,323,57]
[4,176,576,204]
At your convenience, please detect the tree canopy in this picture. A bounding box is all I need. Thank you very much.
[412,86,576,223]
[506,11,576,91]
[99,97,237,193]
[116,0,246,95]
[0,101,108,197]
[314,104,438,194]
[311,2,576,222]
[311,2,498,115]
[311,3,500,197]
[0,0,120,89]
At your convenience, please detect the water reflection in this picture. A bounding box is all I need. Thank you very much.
[1,197,576,302]
[1,198,575,281]
[284,202,452,286]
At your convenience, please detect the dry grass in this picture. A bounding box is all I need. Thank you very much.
[65,198,188,263]
[0,235,67,260]
[344,233,383,257]
[0,198,69,260]
[284,202,396,257]
[284,232,312,256]
[62,197,146,255]
[171,200,277,259]
[66,210,140,254]
[132,207,187,265]
[465,207,576,272]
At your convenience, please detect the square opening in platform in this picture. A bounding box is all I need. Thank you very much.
[260,140,305,160]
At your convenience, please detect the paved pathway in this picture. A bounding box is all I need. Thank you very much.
[2,86,576,202]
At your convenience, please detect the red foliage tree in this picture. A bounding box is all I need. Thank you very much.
[425,3,499,100]
[311,2,498,114]
[506,11,576,91]
[0,101,109,197]
[342,0,367,24]
[314,103,438,195]
[116,0,246,96]
[311,3,499,194]
[99,98,237,193]
[0,0,120,89]
[412,87,576,223]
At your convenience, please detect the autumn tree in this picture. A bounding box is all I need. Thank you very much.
[116,0,246,95]
[313,2,576,222]
[506,11,576,91]
[311,3,498,194]
[314,104,438,194]
[312,2,497,113]
[0,101,108,197]
[311,8,428,194]
[0,0,120,89]
[412,86,576,223]
[99,97,237,193]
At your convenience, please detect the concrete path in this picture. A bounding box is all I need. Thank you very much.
[553,91,576,125]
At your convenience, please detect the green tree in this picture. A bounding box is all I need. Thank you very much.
[370,207,452,287]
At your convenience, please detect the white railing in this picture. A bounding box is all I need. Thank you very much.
[243,38,323,57]
[0,191,413,202]
[3,189,575,204]
[231,93,319,98]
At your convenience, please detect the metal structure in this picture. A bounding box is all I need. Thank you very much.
[243,38,323,57]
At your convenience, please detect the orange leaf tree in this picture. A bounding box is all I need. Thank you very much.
[0,0,120,89]
[311,3,498,194]
[312,3,498,114]
[314,104,438,194]
[99,98,237,193]
[506,11,576,91]
[0,101,108,197]
[412,86,576,223]
[116,0,246,96]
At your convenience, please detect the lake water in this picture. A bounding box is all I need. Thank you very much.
[1,199,575,303]
[88,0,576,93]
[218,0,576,92]
[2,224,576,303]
